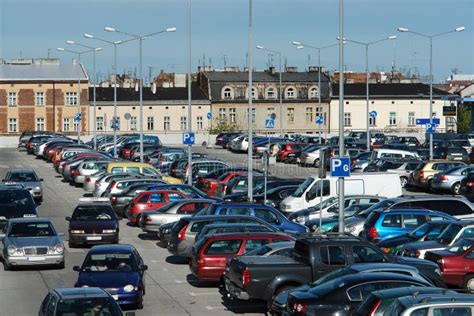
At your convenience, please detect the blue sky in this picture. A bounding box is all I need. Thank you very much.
[1,0,473,82]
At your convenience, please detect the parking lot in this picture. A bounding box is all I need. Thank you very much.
[0,147,269,316]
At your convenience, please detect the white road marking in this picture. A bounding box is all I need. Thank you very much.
[205,306,225,310]
[174,279,184,284]
[189,292,216,297]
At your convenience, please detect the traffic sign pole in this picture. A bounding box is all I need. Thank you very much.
[207,112,213,148]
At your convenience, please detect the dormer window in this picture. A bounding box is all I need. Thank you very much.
[285,87,297,99]
[309,86,319,99]
[246,86,257,100]
[222,86,234,100]
[266,87,276,99]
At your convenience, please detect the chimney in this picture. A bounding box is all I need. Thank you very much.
[285,66,298,73]
[268,66,275,75]
[308,66,323,73]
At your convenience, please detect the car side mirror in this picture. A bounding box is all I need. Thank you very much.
[73,266,81,272]
[305,191,315,202]
[65,217,71,221]
[140,265,148,271]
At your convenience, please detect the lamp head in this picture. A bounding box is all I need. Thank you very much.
[57,48,65,51]
[296,45,304,50]
[292,41,301,46]
[166,27,177,32]
[114,40,123,45]
[84,33,94,39]
[455,26,465,32]
[95,47,102,51]
[105,27,116,32]
[388,35,397,40]
[256,45,264,49]
[397,27,409,32]
[66,40,75,45]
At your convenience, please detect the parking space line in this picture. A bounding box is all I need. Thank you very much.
[205,306,226,310]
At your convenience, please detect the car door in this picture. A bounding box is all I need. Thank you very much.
[254,208,282,229]
[402,214,428,236]
[317,245,347,277]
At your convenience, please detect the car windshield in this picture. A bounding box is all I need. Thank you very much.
[82,253,138,272]
[72,205,115,221]
[0,190,35,215]
[156,201,180,213]
[408,223,432,238]
[308,276,345,296]
[292,177,314,198]
[446,239,474,255]
[7,172,38,182]
[244,245,272,256]
[9,222,55,237]
[56,297,123,315]
[437,224,462,244]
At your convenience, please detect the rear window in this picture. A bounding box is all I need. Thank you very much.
[127,167,140,174]
[111,167,123,173]
[366,211,381,227]
[244,239,269,253]
[204,240,242,254]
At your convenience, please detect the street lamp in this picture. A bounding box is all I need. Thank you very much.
[84,32,128,158]
[105,26,177,162]
[397,26,465,160]
[337,35,396,150]
[67,40,102,150]
[247,0,254,201]
[292,41,340,144]
[57,47,98,142]
[256,45,283,137]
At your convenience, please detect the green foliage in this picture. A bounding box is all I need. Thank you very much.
[209,118,243,134]
[457,104,472,133]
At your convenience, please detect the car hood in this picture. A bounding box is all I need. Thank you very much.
[77,271,141,288]
[402,240,444,251]
[69,220,117,230]
[8,236,60,248]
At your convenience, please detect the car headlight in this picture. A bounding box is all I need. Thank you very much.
[7,245,23,256]
[82,285,89,288]
[163,229,171,234]
[54,243,64,254]
[70,230,85,234]
[102,229,116,234]
[123,284,135,293]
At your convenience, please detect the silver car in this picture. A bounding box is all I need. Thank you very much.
[74,160,113,184]
[1,218,65,270]
[2,169,43,203]
[432,165,474,194]
[92,173,146,197]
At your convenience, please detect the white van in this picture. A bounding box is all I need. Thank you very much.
[279,172,402,214]
[370,148,420,160]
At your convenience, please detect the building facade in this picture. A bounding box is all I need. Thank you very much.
[89,84,210,134]
[329,83,453,133]
[198,67,331,134]
[0,59,88,135]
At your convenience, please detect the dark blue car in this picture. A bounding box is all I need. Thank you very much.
[73,244,147,309]
[196,202,308,233]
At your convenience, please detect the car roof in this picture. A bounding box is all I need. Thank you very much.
[204,231,292,240]
[89,244,135,254]
[335,272,429,285]
[8,217,51,224]
[350,263,418,272]
[213,202,273,208]
[397,293,474,307]
[297,233,364,244]
[53,287,111,299]
[7,168,37,173]
[181,215,265,222]
[202,223,268,229]
[370,286,452,300]
[379,208,446,214]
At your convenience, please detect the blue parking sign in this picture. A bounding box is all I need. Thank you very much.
[330,157,351,177]
[183,132,195,145]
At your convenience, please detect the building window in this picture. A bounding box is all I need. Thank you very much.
[180,116,187,131]
[305,107,314,123]
[147,116,154,130]
[246,86,257,100]
[287,108,295,124]
[35,92,45,106]
[8,118,17,132]
[36,117,45,131]
[63,118,70,132]
[229,108,236,123]
[247,108,256,124]
[344,113,351,126]
[197,116,203,130]
[222,87,233,100]
[164,116,170,131]
[8,92,17,106]
[73,120,79,132]
[408,112,415,126]
[369,116,376,127]
[218,108,227,120]
[309,86,319,99]
[389,112,397,126]
[130,116,137,131]
[286,87,296,99]
[266,87,276,99]
[96,117,104,131]
[65,92,77,106]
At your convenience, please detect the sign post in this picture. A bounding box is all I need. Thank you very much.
[262,151,268,205]
[207,112,213,148]
[315,115,324,144]
[318,148,327,229]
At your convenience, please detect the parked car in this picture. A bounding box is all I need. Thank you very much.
[190,232,294,281]
[385,161,422,188]
[91,173,149,197]
[277,143,305,162]
[460,171,474,199]
[410,160,466,191]
[1,218,64,270]
[431,165,474,194]
[384,293,474,316]
[103,177,166,197]
[2,168,43,203]
[195,222,279,242]
[252,185,299,209]
[74,159,114,184]
[223,180,303,203]
[0,185,38,222]
[433,146,470,163]
[73,244,148,309]
[243,241,295,257]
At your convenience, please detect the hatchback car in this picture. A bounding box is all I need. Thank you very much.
[410,160,466,191]
[384,293,474,316]
[73,244,148,309]
[2,168,43,203]
[126,190,188,223]
[432,165,474,194]
[194,222,279,242]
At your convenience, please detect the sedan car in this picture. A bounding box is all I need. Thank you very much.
[1,218,64,270]
[2,168,43,203]
[73,244,148,309]
[432,165,474,194]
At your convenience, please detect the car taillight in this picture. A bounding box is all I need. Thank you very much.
[329,150,335,157]
[437,258,444,271]
[440,175,448,182]
[369,227,379,239]
[419,171,424,180]
[85,177,91,183]
[71,169,79,176]
[178,224,188,241]
[369,299,382,316]
[145,216,152,223]
[467,181,474,187]
[111,196,117,204]
[242,268,250,287]
[292,302,307,313]
[111,182,117,189]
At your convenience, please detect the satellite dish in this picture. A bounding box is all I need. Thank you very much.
[124,113,131,120]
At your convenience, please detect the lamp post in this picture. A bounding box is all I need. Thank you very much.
[66,41,101,150]
[292,41,340,143]
[247,0,254,202]
[337,0,344,233]
[57,47,98,142]
[105,26,177,162]
[397,26,465,160]
[187,0,193,185]
[256,45,283,137]
[84,33,127,158]
[338,35,397,150]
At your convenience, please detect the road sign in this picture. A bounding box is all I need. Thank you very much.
[110,119,120,129]
[443,106,456,116]
[207,112,212,120]
[330,156,351,177]
[74,113,82,122]
[269,113,277,120]
[265,119,275,129]
[183,132,195,145]
[426,123,436,134]
[369,111,377,118]
[416,118,440,125]
[315,116,324,125]
[124,113,131,120]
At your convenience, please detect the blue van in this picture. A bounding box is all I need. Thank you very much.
[362,209,455,243]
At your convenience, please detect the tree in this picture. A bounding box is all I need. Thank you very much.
[457,103,472,133]
[209,117,243,134]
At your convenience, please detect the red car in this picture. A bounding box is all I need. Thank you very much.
[189,232,294,282]
[197,171,247,197]
[425,238,474,290]
[277,143,305,162]
[126,190,188,223]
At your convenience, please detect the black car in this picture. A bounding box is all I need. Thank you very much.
[66,199,119,247]
[460,171,474,199]
[434,146,470,163]
[252,185,299,208]
[285,272,432,315]
[0,186,37,231]
[224,180,303,203]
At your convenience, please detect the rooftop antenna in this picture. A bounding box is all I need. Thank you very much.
[223,54,227,68]
[308,54,311,70]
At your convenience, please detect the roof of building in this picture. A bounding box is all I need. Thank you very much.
[204,70,330,83]
[90,83,208,102]
[0,63,88,81]
[331,83,452,98]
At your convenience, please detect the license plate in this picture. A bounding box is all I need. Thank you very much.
[112,295,118,300]
[28,256,45,261]
[86,236,102,241]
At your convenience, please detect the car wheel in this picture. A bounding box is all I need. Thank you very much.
[452,182,461,195]
[427,179,434,192]
[269,285,298,311]
[463,275,474,292]
[3,262,10,271]
[400,177,408,188]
